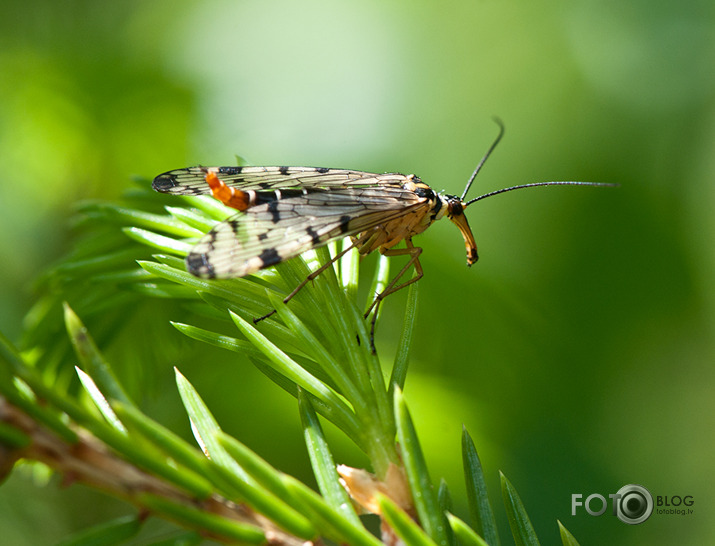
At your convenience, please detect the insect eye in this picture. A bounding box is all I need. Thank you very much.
[447,198,464,217]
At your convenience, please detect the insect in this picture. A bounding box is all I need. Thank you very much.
[152,122,612,350]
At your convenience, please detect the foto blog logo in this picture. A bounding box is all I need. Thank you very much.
[572,484,654,524]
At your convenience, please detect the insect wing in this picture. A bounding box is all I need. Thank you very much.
[152,166,392,195]
[175,178,429,278]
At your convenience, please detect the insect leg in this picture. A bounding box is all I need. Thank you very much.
[365,239,424,352]
[253,237,365,324]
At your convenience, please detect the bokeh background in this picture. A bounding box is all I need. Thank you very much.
[1,0,714,544]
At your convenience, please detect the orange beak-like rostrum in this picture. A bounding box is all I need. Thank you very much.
[447,198,478,266]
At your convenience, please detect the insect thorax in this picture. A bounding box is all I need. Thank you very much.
[351,178,448,255]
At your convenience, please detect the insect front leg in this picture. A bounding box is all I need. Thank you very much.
[253,237,365,324]
[365,239,424,353]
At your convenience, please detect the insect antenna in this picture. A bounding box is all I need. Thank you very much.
[460,120,616,205]
[460,117,505,201]
[464,180,617,207]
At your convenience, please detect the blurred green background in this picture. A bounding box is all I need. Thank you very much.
[1,0,713,544]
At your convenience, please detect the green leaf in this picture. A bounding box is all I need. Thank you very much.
[127,282,199,299]
[270,291,363,407]
[204,441,317,538]
[180,193,235,219]
[53,248,149,278]
[55,515,142,546]
[90,268,153,284]
[446,513,490,546]
[389,274,418,398]
[217,432,292,502]
[378,493,439,546]
[394,387,449,546]
[198,275,286,311]
[64,285,134,408]
[122,227,192,254]
[174,370,315,538]
[139,260,277,318]
[140,531,203,546]
[174,368,247,479]
[0,333,84,443]
[437,478,453,513]
[75,367,127,434]
[164,205,217,233]
[228,311,358,433]
[113,402,215,482]
[501,471,541,546]
[0,331,24,383]
[339,240,360,300]
[197,292,288,336]
[283,476,383,546]
[557,520,581,546]
[170,322,266,360]
[0,420,30,449]
[207,462,317,539]
[0,386,78,445]
[77,202,201,237]
[437,479,455,546]
[91,426,215,500]
[153,253,191,271]
[365,254,390,320]
[462,427,500,546]
[298,389,361,526]
[139,494,265,544]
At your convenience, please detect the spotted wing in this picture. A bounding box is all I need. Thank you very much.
[153,166,396,195]
[160,173,429,278]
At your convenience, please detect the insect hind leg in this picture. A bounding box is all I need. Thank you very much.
[253,237,364,324]
[365,239,423,353]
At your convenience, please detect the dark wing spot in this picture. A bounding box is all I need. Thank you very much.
[254,189,308,204]
[258,248,281,267]
[279,166,290,175]
[268,200,281,223]
[306,226,321,246]
[316,167,330,173]
[254,191,279,205]
[258,232,268,241]
[219,166,243,175]
[186,253,215,278]
[339,215,351,234]
[152,174,178,192]
[280,188,307,198]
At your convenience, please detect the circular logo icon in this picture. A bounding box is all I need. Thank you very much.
[615,484,653,524]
